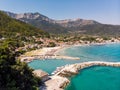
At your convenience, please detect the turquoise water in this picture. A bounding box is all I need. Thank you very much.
[65,66,120,90]
[28,59,80,74]
[28,43,120,90]
[62,44,120,62]
[29,43,120,74]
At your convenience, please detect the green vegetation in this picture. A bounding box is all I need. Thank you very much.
[0,11,52,51]
[81,36,96,42]
[47,42,56,47]
[28,20,120,36]
[0,40,41,90]
[0,11,49,39]
[6,11,120,36]
[27,19,68,34]
[0,10,120,90]
[69,24,120,36]
[0,11,46,90]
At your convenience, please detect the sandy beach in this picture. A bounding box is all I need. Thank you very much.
[27,41,120,90]
[19,46,80,62]
[19,40,120,63]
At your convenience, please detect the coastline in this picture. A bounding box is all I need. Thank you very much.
[19,45,80,63]
[41,61,120,90]
[19,40,120,63]
[25,41,120,90]
[38,41,120,90]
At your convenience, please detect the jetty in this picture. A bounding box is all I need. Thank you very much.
[53,61,120,77]
[41,61,120,90]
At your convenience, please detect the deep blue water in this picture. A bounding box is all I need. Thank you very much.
[28,43,120,90]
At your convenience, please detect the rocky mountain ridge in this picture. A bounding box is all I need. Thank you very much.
[3,11,120,36]
[5,11,99,27]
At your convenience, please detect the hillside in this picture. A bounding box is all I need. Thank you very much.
[4,11,120,36]
[0,11,49,38]
[68,24,120,36]
[5,11,68,34]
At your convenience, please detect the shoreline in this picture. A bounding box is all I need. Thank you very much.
[19,45,80,63]
[42,61,120,90]
[26,41,120,90]
[19,41,120,63]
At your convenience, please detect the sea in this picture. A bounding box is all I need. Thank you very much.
[28,43,120,90]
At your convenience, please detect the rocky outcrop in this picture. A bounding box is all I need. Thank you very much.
[33,69,49,82]
[55,18,99,27]
[33,69,70,90]
[4,11,120,36]
[5,11,99,27]
[43,76,70,90]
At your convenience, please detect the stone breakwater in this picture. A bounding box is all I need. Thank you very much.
[52,61,120,77]
[42,61,120,90]
[53,61,120,77]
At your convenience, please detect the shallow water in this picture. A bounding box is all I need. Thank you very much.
[29,43,120,74]
[28,59,80,74]
[62,43,120,62]
[28,43,120,90]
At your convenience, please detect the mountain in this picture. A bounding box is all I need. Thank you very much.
[5,11,99,26]
[4,11,68,34]
[0,11,48,38]
[55,18,99,27]
[4,11,100,33]
[4,11,120,36]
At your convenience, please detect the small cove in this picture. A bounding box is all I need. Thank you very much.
[28,43,120,90]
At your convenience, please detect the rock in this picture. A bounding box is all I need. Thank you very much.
[40,61,120,90]
[54,61,120,78]
[33,69,49,82]
[44,76,70,90]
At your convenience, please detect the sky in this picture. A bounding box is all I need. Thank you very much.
[0,0,120,25]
